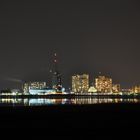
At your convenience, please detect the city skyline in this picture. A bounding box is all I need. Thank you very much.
[0,1,140,90]
[0,54,140,91]
[6,72,140,94]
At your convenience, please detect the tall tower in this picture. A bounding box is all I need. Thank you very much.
[52,53,62,93]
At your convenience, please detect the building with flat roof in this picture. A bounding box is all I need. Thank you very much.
[23,82,47,94]
[72,74,89,93]
[95,76,112,93]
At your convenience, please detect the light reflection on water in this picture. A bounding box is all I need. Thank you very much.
[0,97,139,106]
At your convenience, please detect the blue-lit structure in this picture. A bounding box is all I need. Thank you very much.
[29,87,65,95]
[29,88,56,95]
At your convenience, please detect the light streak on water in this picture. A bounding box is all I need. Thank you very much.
[0,97,139,106]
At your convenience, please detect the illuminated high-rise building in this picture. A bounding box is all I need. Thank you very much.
[95,76,112,93]
[72,74,89,93]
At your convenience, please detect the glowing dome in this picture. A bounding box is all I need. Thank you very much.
[88,86,97,93]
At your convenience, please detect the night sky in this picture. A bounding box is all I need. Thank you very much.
[0,0,140,90]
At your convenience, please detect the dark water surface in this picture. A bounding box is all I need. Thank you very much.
[0,97,140,139]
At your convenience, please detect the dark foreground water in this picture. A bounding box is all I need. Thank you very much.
[0,97,140,139]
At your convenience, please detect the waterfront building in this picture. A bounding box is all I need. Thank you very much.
[112,84,121,93]
[23,82,30,94]
[95,76,112,93]
[72,74,89,93]
[132,86,140,94]
[121,89,132,95]
[23,82,47,94]
[29,82,46,89]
